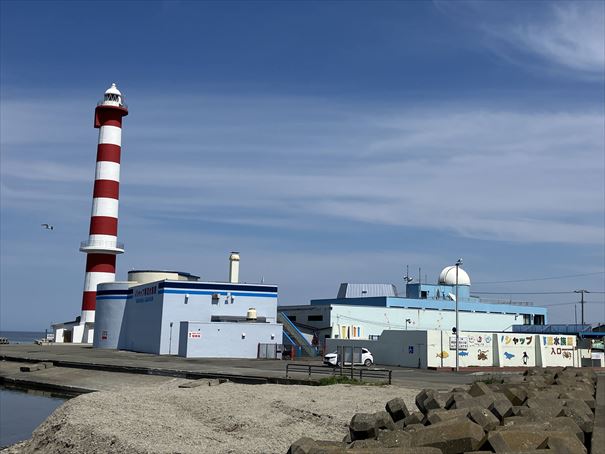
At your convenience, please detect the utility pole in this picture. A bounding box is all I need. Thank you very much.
[455,258,463,372]
[574,290,590,325]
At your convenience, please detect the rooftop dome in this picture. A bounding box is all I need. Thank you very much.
[438,266,471,286]
[104,83,121,96]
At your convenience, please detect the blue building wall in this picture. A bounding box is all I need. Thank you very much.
[179,321,282,358]
[94,280,280,355]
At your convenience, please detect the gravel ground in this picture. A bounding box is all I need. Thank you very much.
[8,380,420,454]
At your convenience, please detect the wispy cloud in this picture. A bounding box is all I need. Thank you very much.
[510,3,605,74]
[2,94,603,246]
[436,1,605,79]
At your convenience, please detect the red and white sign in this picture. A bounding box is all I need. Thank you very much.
[101,330,108,340]
[188,331,201,339]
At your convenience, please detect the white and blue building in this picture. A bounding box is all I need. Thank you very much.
[279,266,548,346]
[93,266,282,358]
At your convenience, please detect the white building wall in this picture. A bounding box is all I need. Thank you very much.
[536,334,577,367]
[426,330,494,368]
[494,333,538,367]
[329,305,520,339]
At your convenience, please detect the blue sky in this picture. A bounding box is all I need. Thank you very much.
[1,0,604,331]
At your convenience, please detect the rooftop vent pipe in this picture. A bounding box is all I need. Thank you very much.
[229,251,240,283]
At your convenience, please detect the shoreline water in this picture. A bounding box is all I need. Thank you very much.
[0,386,66,448]
[0,332,46,345]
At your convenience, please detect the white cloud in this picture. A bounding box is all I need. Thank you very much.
[511,3,605,74]
[436,0,605,78]
[2,94,603,248]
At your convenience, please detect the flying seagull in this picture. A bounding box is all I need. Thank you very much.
[41,224,54,230]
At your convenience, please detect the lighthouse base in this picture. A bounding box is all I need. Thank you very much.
[51,319,94,344]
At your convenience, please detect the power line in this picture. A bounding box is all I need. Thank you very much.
[541,301,604,307]
[472,291,576,295]
[473,271,605,285]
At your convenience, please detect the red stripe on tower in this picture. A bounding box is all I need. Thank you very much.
[79,83,128,325]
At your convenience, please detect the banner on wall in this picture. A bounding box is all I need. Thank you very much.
[497,334,536,367]
[538,335,576,367]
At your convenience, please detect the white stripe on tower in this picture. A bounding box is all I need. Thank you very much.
[79,83,128,327]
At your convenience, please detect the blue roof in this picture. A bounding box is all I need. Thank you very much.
[311,296,547,315]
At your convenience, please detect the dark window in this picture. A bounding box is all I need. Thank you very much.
[523,314,531,325]
[421,291,428,299]
[308,315,323,321]
[288,315,296,321]
[534,314,545,325]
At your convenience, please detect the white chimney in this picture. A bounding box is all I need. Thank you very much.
[229,251,240,283]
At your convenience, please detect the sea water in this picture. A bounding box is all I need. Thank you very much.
[0,331,47,344]
[0,387,67,447]
[0,331,67,446]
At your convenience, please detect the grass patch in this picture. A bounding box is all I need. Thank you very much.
[473,375,504,385]
[318,376,387,386]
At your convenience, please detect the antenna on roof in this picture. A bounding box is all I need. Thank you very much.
[403,265,414,284]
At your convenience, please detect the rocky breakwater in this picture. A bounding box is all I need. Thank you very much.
[288,366,600,454]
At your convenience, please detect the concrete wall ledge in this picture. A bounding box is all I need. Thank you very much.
[592,374,605,454]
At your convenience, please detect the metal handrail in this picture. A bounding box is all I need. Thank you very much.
[97,100,128,109]
[285,363,392,384]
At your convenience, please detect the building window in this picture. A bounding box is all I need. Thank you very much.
[308,315,323,322]
[288,315,296,321]
[534,314,545,325]
[523,314,531,325]
[421,291,428,299]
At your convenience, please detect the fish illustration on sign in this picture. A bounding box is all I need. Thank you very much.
[458,351,469,357]
[436,351,449,358]
[477,349,488,361]
[504,352,515,360]
[562,351,572,359]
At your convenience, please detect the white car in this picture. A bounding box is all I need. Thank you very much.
[323,348,374,367]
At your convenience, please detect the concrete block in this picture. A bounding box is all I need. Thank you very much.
[591,375,605,454]
[409,419,485,454]
[559,391,596,410]
[545,434,587,454]
[526,397,565,418]
[497,418,584,444]
[453,394,495,410]
[19,364,43,372]
[422,392,450,413]
[403,412,424,427]
[288,437,337,454]
[468,407,500,432]
[488,398,513,421]
[377,429,412,448]
[517,407,565,421]
[485,431,549,452]
[510,405,524,416]
[415,389,433,414]
[349,413,379,441]
[426,408,471,425]
[468,382,493,397]
[374,410,396,431]
[386,397,410,422]
[562,406,594,434]
[501,385,528,406]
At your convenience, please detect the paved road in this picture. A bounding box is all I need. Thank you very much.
[1,344,482,391]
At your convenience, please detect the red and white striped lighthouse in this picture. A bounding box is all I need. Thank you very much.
[79,83,128,326]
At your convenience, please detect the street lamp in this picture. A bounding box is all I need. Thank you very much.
[405,318,412,330]
[455,258,463,372]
